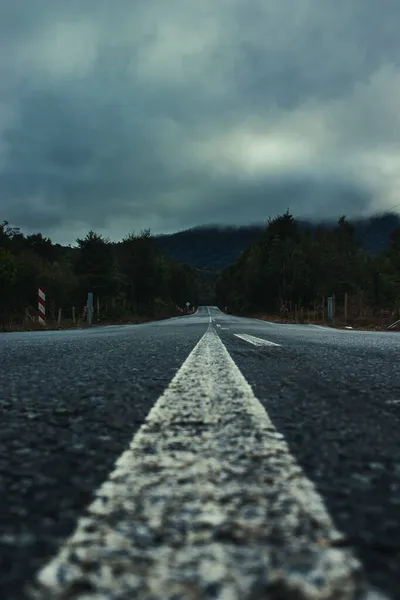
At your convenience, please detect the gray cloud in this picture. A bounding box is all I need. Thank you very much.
[1,0,400,244]
[175,173,374,231]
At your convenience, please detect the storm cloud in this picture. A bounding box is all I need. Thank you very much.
[1,0,400,244]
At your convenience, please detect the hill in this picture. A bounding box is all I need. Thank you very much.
[154,213,400,271]
[154,225,264,271]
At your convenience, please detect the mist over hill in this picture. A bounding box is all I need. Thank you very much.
[154,212,400,271]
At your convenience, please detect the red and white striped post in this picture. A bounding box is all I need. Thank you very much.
[38,288,46,325]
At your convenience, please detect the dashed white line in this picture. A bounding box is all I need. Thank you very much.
[29,325,380,599]
[234,333,282,347]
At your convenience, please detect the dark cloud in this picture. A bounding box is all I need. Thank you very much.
[180,174,374,229]
[0,0,399,244]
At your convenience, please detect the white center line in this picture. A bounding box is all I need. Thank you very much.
[29,326,381,599]
[234,333,282,347]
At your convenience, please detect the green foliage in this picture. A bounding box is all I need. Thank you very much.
[0,249,18,324]
[0,221,199,326]
[74,231,121,302]
[2,211,400,327]
[216,212,400,316]
[40,260,78,317]
[154,213,400,271]
[0,249,17,286]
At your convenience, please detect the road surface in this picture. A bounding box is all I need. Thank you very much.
[0,306,399,599]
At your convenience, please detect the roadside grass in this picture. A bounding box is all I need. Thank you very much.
[0,311,193,333]
[235,312,400,332]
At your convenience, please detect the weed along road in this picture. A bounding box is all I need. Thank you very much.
[1,306,400,599]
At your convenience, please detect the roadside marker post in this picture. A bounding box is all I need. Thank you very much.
[38,288,46,325]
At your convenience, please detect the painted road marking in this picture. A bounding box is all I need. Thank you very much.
[30,326,380,599]
[234,333,281,347]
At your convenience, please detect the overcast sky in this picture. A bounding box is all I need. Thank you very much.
[1,0,400,244]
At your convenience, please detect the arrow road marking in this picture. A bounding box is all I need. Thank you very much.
[29,326,381,599]
[234,333,282,347]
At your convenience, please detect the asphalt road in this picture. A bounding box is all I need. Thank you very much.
[0,306,399,599]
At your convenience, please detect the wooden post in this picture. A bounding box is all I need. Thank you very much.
[87,293,93,325]
[57,307,62,326]
[72,306,76,324]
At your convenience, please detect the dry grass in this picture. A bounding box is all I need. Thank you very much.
[1,312,186,333]
[246,312,399,331]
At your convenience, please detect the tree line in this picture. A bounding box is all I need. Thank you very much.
[3,211,400,329]
[155,214,400,271]
[0,221,199,329]
[216,211,400,325]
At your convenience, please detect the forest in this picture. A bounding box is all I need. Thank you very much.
[1,210,400,330]
[0,222,199,330]
[215,211,400,328]
[155,213,400,270]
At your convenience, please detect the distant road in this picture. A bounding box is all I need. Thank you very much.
[1,307,399,599]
